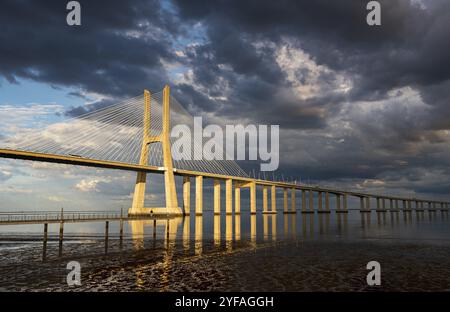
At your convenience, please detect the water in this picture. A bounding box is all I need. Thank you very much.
[0,209,450,291]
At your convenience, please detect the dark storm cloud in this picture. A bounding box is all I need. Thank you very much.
[1,0,450,197]
[0,0,177,99]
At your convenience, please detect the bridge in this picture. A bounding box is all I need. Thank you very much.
[1,85,449,219]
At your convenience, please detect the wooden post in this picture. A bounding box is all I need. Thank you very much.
[42,223,48,261]
[105,221,109,254]
[58,222,64,257]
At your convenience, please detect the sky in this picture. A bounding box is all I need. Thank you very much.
[1,0,450,212]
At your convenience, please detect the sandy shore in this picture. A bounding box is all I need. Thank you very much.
[1,237,450,292]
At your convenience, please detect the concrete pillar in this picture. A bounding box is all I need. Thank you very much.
[325,192,330,211]
[291,188,296,213]
[250,182,256,214]
[408,200,412,210]
[283,188,288,213]
[336,194,341,211]
[161,86,179,211]
[235,184,241,214]
[402,200,406,210]
[226,179,232,215]
[271,185,276,213]
[360,197,365,210]
[309,190,314,212]
[263,186,269,213]
[214,215,220,245]
[382,198,386,210]
[195,176,203,215]
[183,176,191,215]
[214,179,221,215]
[366,197,370,210]
[376,198,380,210]
[390,199,393,210]
[318,191,322,211]
[395,199,399,210]
[428,202,431,209]
[302,190,306,212]
[343,194,348,211]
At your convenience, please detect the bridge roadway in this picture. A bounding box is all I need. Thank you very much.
[1,148,449,206]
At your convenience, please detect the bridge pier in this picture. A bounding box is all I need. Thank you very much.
[318,191,322,211]
[195,176,203,215]
[250,182,256,214]
[325,192,330,212]
[271,185,277,213]
[214,179,221,215]
[309,190,314,212]
[226,179,232,215]
[291,188,296,213]
[183,177,191,215]
[235,183,241,214]
[283,188,288,213]
[301,190,306,213]
[343,194,348,212]
[263,186,268,213]
[336,194,341,212]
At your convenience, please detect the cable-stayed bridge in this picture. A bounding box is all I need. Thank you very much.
[0,85,449,217]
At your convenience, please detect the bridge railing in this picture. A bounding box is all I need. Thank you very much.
[0,211,124,223]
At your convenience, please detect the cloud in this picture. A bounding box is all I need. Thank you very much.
[75,178,109,192]
[0,170,12,181]
[1,0,450,199]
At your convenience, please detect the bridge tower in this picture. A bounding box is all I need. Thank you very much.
[128,85,181,216]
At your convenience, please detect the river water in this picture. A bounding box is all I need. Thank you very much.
[0,209,450,291]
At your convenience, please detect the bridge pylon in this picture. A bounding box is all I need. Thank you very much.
[128,85,182,216]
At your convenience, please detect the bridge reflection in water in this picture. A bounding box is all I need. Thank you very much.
[123,209,449,288]
[125,209,449,252]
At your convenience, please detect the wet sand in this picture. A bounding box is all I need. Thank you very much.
[1,237,450,292]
